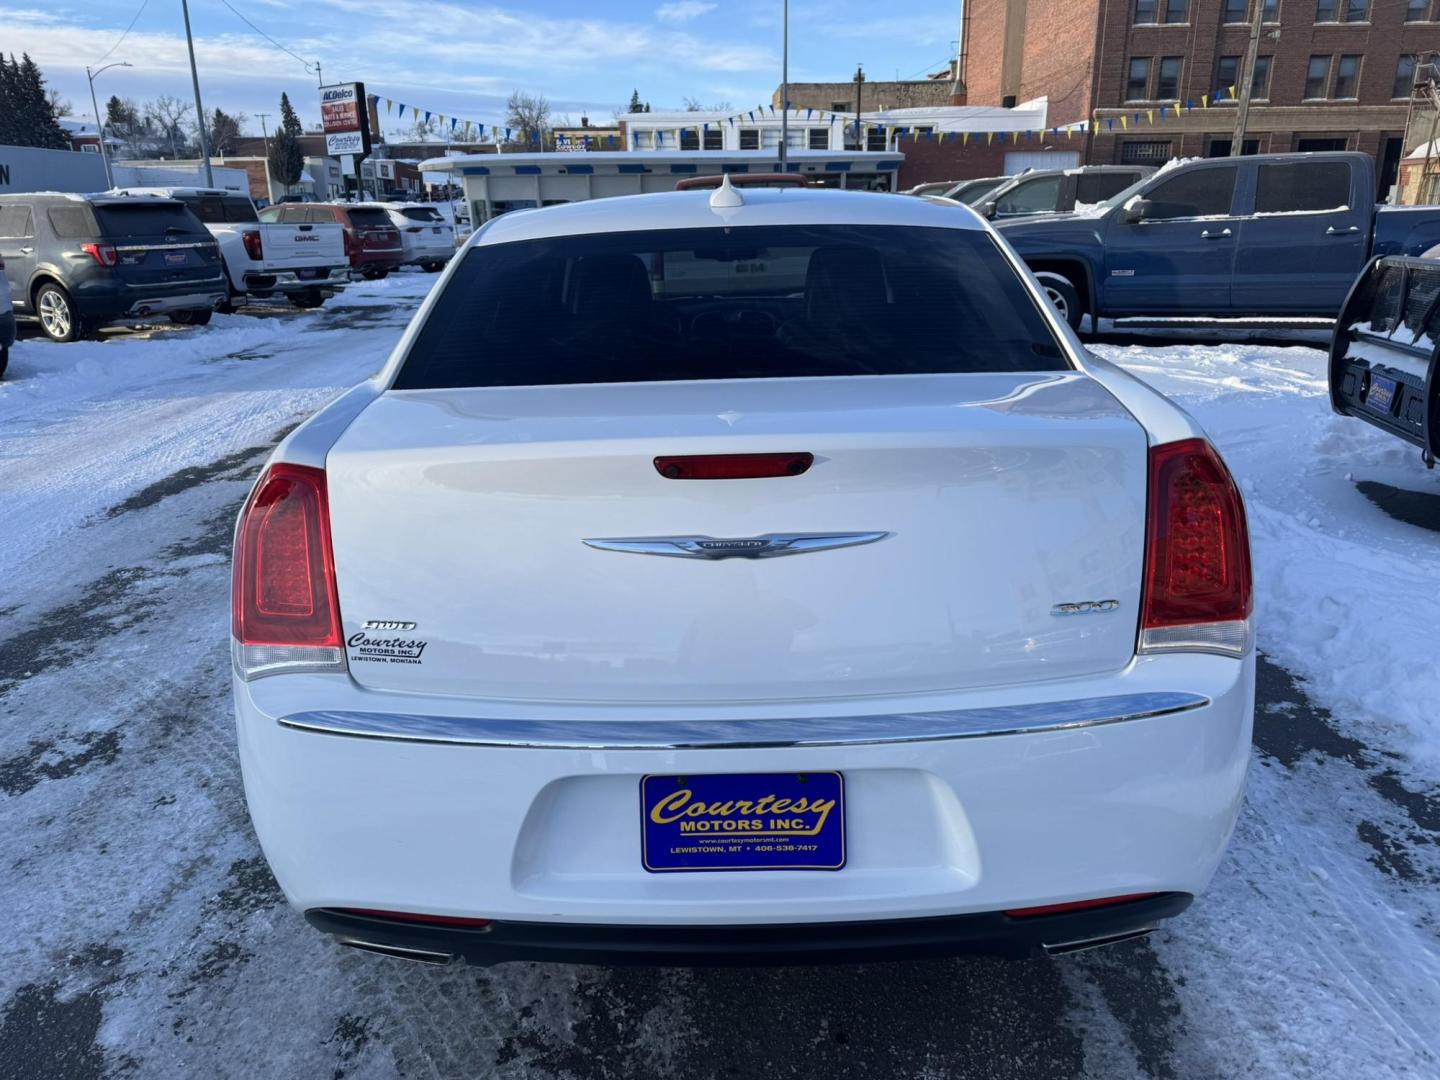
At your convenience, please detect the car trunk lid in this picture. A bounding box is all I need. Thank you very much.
[325,373,1149,705]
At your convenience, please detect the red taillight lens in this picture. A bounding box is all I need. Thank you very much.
[1140,438,1252,656]
[81,242,118,267]
[654,453,814,480]
[241,229,263,261]
[233,463,342,649]
[343,229,356,255]
[1005,893,1159,918]
[338,908,493,928]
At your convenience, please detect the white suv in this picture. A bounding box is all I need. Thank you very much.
[369,203,454,271]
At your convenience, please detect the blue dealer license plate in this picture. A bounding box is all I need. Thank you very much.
[1367,373,1398,415]
[640,772,846,872]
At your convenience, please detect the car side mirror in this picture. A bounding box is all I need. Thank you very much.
[981,200,999,220]
[1120,197,1151,225]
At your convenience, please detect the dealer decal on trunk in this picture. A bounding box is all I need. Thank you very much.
[347,630,427,665]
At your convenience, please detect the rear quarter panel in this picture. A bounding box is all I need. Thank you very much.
[1372,206,1440,258]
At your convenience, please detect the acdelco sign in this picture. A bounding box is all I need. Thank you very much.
[319,82,371,157]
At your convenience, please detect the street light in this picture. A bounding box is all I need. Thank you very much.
[86,60,131,189]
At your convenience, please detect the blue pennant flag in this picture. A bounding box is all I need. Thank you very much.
[1106,118,1114,130]
[397,103,406,118]
[505,127,512,140]
[1185,98,1195,111]
[806,108,812,119]
[748,110,755,122]
[424,111,431,124]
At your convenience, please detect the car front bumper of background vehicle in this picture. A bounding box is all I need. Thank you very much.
[234,651,1253,962]
[306,892,1195,967]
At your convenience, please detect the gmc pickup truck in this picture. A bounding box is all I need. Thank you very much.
[1329,252,1440,469]
[111,187,349,309]
[994,152,1440,329]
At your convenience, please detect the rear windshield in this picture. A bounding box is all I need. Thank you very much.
[93,203,206,239]
[347,208,392,228]
[394,225,1069,390]
[401,207,444,222]
[178,195,259,224]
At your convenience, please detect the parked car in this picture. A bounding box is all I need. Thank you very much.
[980,165,1154,221]
[1329,252,1440,468]
[0,259,13,379]
[0,193,226,340]
[111,187,349,309]
[996,152,1440,329]
[365,202,454,271]
[277,193,321,204]
[232,184,1254,967]
[260,203,403,279]
[942,176,1011,207]
[904,180,966,197]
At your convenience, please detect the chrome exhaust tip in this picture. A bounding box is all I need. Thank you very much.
[1042,927,1155,956]
[336,937,456,966]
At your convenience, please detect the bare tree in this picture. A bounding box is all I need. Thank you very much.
[682,96,733,112]
[505,89,551,150]
[146,95,193,157]
[46,87,73,118]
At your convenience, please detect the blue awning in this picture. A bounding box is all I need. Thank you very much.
[462,166,490,176]
[513,165,542,175]
[669,164,698,174]
[618,163,651,174]
[824,162,851,172]
[564,164,594,175]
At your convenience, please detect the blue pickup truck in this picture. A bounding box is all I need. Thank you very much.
[994,152,1440,328]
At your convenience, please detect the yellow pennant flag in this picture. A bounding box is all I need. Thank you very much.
[986,131,994,146]
[1120,115,1128,130]
[1228,84,1237,98]
[1146,109,1154,125]
[961,130,969,145]
[1201,94,1209,108]
[385,98,393,114]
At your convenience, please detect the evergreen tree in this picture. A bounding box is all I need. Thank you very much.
[627,89,643,114]
[268,93,305,190]
[0,53,69,149]
[0,56,19,147]
[209,107,245,155]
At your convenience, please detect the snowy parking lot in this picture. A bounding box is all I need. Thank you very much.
[1,273,1437,1079]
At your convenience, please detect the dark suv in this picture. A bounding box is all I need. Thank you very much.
[0,193,228,342]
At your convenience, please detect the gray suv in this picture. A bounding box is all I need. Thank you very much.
[0,193,227,342]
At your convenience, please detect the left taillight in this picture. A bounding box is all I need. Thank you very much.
[241,229,263,261]
[81,242,118,268]
[232,463,346,680]
[1139,438,1252,657]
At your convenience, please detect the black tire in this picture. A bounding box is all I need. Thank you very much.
[168,308,213,326]
[0,343,9,380]
[34,282,86,343]
[289,288,325,309]
[422,261,444,273]
[1035,273,1084,331]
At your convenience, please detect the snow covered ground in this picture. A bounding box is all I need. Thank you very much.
[0,278,1436,1079]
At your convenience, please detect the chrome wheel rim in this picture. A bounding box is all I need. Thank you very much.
[38,290,71,339]
[1043,284,1070,322]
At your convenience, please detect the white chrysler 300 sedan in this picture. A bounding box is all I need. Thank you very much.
[232,182,1254,967]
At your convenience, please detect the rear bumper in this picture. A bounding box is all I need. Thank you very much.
[73,277,228,321]
[306,892,1194,967]
[242,267,349,294]
[235,652,1254,942]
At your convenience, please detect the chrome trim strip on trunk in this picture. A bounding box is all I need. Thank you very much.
[276,691,1210,750]
[114,241,218,251]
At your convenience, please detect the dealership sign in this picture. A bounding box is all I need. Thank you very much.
[320,82,371,158]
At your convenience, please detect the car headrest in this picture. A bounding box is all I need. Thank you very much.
[805,245,888,324]
[570,254,653,320]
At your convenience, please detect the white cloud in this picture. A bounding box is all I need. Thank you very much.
[655,0,717,22]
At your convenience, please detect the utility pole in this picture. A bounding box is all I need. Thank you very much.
[315,62,323,88]
[853,65,865,149]
[779,0,789,171]
[180,0,214,186]
[257,112,273,203]
[1230,0,1266,157]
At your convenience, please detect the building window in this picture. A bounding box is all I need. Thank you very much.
[1215,56,1239,96]
[1225,0,1278,20]
[808,127,829,149]
[1315,0,1336,18]
[1156,57,1183,99]
[680,128,699,150]
[1127,57,1152,100]
[866,127,888,151]
[739,127,759,149]
[1135,0,1158,20]
[1121,140,1173,163]
[1334,55,1360,98]
[1207,137,1260,156]
[704,127,722,149]
[830,100,850,112]
[1251,56,1273,98]
[1304,56,1331,98]
[1395,54,1418,98]
[1345,0,1368,17]
[1296,137,1348,151]
[1163,0,1188,21]
[1405,0,1434,20]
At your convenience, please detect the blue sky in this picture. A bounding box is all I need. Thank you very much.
[11,1,961,140]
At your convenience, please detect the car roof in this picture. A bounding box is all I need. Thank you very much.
[108,186,248,199]
[476,187,987,247]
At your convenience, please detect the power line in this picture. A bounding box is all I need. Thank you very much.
[215,0,318,77]
[95,0,149,65]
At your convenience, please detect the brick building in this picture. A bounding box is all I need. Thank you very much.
[962,0,1440,194]
[774,62,965,113]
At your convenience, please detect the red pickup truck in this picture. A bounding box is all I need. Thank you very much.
[259,204,404,279]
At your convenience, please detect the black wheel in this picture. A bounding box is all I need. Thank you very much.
[289,288,325,309]
[422,261,444,273]
[1035,274,1084,331]
[34,282,86,342]
[168,308,213,326]
[0,343,9,380]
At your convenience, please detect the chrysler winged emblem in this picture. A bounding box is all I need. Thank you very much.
[582,532,890,560]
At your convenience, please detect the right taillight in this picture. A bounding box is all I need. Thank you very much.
[241,229,263,261]
[1139,438,1252,658]
[232,463,346,680]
